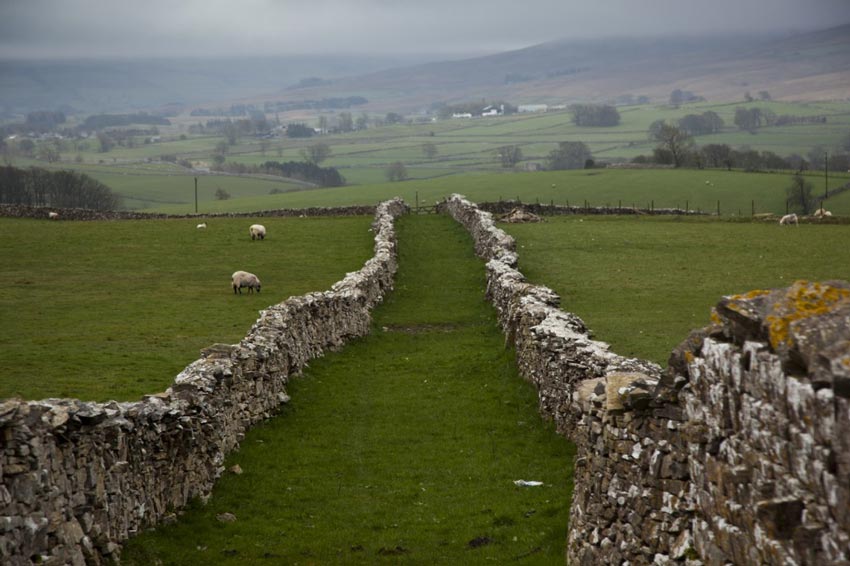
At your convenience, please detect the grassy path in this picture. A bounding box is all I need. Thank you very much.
[122,214,574,564]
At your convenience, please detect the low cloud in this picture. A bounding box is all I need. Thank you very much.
[1,0,849,59]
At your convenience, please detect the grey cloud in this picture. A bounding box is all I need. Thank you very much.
[1,0,849,59]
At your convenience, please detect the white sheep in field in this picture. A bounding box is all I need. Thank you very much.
[249,224,266,240]
[779,213,799,226]
[196,222,207,229]
[813,208,833,218]
[232,271,261,294]
[48,211,59,219]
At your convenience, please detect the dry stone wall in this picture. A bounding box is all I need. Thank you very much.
[0,198,408,565]
[442,193,850,565]
[0,203,377,221]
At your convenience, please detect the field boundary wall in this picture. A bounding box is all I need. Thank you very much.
[0,198,408,565]
[0,203,377,221]
[441,193,850,565]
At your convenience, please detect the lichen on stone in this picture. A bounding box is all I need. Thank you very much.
[765,280,850,350]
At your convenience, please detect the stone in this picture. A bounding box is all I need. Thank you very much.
[216,512,237,523]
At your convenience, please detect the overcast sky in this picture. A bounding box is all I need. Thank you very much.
[1,0,849,59]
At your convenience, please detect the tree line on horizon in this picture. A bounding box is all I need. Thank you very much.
[0,166,122,210]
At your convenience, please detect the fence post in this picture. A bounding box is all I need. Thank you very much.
[752,200,755,217]
[686,200,689,214]
[717,200,720,216]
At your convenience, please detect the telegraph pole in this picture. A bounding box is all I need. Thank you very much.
[824,152,829,201]
[194,177,198,213]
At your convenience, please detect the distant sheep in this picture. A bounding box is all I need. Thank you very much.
[249,224,266,240]
[232,271,261,294]
[813,208,833,218]
[779,213,799,226]
[196,222,207,229]
[48,212,59,220]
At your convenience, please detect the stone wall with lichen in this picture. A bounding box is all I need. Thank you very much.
[0,198,408,565]
[442,193,850,565]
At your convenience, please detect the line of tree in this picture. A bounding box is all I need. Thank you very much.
[569,104,621,127]
[669,89,704,107]
[674,112,724,136]
[0,166,122,210]
[81,113,171,130]
[261,161,345,187]
[263,97,368,112]
[635,125,850,172]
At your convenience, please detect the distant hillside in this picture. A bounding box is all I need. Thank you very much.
[0,54,436,117]
[271,25,850,112]
[1,25,848,118]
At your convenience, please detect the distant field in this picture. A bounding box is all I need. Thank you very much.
[147,168,850,217]
[0,216,373,401]
[8,99,850,212]
[503,216,850,365]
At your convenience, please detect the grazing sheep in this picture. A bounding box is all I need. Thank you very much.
[232,271,261,294]
[249,224,266,240]
[48,211,59,219]
[196,222,207,229]
[779,213,799,226]
[813,208,833,218]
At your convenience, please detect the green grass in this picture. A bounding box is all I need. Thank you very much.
[0,216,373,401]
[121,214,575,565]
[12,99,850,212]
[147,167,850,217]
[503,216,850,365]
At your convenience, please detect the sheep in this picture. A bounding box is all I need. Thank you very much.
[48,211,59,220]
[196,222,207,229]
[779,213,799,226]
[232,271,261,294]
[813,208,833,218]
[249,224,266,240]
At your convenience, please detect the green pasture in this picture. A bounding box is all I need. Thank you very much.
[148,168,850,217]
[122,214,575,565]
[0,215,373,401]
[503,216,850,365]
[12,99,848,207]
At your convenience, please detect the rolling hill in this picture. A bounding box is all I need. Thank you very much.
[271,24,850,112]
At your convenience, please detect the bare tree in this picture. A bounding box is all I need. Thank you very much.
[422,142,438,159]
[786,174,814,215]
[496,145,523,168]
[652,124,694,168]
[386,162,408,182]
[301,142,332,164]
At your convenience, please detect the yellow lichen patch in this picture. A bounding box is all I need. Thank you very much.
[684,351,695,364]
[710,309,722,325]
[765,281,850,350]
[730,289,771,301]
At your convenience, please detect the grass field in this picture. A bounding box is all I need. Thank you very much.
[9,99,850,214]
[121,214,575,565]
[147,168,850,218]
[0,215,374,401]
[503,216,850,365]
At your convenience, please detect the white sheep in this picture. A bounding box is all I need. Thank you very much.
[232,271,261,294]
[249,224,266,240]
[48,211,59,219]
[813,208,833,218]
[779,213,799,226]
[196,222,207,229]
